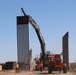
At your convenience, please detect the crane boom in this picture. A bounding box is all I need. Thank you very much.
[21,8,46,63]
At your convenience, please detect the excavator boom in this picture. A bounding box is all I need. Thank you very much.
[21,8,46,64]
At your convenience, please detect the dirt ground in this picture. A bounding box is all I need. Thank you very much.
[0,70,76,75]
[0,70,31,75]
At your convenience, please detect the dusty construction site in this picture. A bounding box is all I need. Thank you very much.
[0,0,76,75]
[0,8,76,75]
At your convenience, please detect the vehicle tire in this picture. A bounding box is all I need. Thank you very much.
[35,65,39,71]
[48,66,52,73]
[35,65,37,71]
[59,67,61,73]
[63,63,67,73]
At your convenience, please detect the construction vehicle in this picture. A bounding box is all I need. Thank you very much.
[48,54,67,73]
[21,8,67,73]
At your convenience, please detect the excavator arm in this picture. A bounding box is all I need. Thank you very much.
[21,8,46,64]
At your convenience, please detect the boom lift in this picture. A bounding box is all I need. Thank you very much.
[21,8,67,73]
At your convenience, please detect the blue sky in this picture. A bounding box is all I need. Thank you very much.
[0,0,76,63]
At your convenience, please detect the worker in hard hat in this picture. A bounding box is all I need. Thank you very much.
[39,61,43,72]
[15,63,19,73]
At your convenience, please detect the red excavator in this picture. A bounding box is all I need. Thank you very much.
[21,8,67,73]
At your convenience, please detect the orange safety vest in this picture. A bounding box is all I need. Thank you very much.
[16,64,19,68]
[39,63,43,68]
